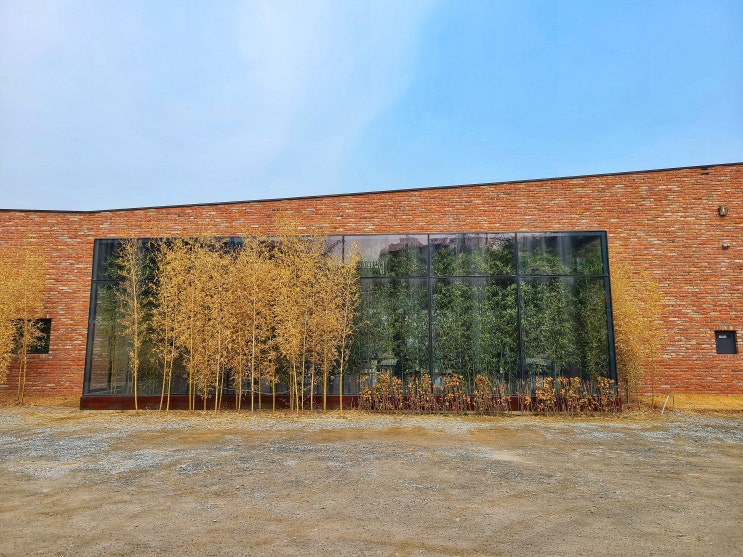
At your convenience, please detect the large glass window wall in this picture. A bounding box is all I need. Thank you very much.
[83,232,615,396]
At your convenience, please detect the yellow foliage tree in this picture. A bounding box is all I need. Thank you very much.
[0,247,47,401]
[107,226,362,414]
[232,236,276,413]
[0,249,19,385]
[113,239,150,412]
[611,261,663,406]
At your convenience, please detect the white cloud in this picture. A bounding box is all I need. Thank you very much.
[0,0,436,209]
[231,0,436,197]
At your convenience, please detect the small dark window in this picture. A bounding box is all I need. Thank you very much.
[715,330,737,355]
[12,318,51,355]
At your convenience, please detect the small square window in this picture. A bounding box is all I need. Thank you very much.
[715,330,737,354]
[12,318,51,355]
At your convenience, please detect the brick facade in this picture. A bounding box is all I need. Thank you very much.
[1,163,741,395]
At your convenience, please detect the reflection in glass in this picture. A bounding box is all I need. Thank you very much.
[91,239,122,280]
[518,233,604,275]
[84,232,615,397]
[344,235,428,277]
[351,279,429,385]
[432,278,518,390]
[520,277,610,381]
[86,283,128,393]
[86,282,187,396]
[430,234,515,276]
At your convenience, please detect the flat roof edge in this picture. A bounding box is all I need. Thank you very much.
[2,161,741,214]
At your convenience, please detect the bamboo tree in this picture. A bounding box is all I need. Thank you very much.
[166,238,210,412]
[209,243,234,413]
[113,239,150,412]
[315,261,340,412]
[14,250,46,403]
[273,224,325,412]
[611,262,664,407]
[0,247,47,396]
[0,249,18,385]
[151,238,185,411]
[233,237,275,413]
[334,250,361,414]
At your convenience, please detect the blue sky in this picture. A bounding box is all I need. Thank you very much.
[1,0,741,211]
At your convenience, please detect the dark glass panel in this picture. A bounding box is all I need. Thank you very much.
[432,278,518,391]
[85,283,129,394]
[324,374,363,396]
[91,239,122,280]
[430,234,515,276]
[343,235,428,277]
[85,283,186,395]
[574,277,611,380]
[518,233,605,276]
[520,277,610,382]
[350,278,429,384]
[324,236,343,259]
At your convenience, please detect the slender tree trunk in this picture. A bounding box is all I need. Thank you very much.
[339,344,345,414]
[132,281,139,413]
[17,327,28,404]
[251,315,257,414]
[258,365,263,410]
[322,352,328,413]
[166,353,173,413]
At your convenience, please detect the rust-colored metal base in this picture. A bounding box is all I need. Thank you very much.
[79,394,358,411]
[80,394,621,412]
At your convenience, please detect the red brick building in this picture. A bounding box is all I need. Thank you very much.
[1,162,741,400]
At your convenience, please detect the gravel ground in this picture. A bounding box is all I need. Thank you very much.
[0,408,741,556]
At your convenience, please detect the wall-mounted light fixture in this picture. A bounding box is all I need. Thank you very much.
[722,242,731,250]
[718,205,728,216]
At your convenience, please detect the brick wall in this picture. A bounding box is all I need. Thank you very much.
[1,163,741,395]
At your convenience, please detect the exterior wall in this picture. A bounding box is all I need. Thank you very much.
[1,163,741,395]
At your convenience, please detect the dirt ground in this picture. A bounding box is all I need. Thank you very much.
[0,404,741,556]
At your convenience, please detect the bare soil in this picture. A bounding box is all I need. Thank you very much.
[0,405,741,556]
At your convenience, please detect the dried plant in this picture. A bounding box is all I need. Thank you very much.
[534,377,557,414]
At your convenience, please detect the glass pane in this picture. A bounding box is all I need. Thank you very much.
[574,277,611,380]
[85,283,129,394]
[430,234,515,276]
[432,278,518,391]
[350,278,429,384]
[518,233,605,275]
[343,235,428,277]
[91,239,122,280]
[85,283,187,395]
[324,236,344,259]
[520,277,610,381]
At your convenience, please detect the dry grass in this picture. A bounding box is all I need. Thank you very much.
[641,393,743,412]
[0,391,78,408]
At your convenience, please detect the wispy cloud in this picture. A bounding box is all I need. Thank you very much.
[0,0,436,209]
[232,0,435,196]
